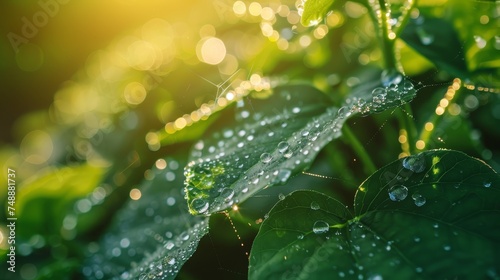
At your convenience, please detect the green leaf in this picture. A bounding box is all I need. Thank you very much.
[84,157,209,280]
[400,15,469,79]
[300,0,335,27]
[185,77,418,215]
[155,110,222,147]
[249,150,500,279]
[14,164,105,238]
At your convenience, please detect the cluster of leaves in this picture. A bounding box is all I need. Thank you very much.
[1,0,499,279]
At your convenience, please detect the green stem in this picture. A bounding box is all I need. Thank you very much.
[377,0,398,70]
[397,103,418,154]
[395,0,418,37]
[341,125,377,175]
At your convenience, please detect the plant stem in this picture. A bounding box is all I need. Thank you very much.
[397,103,418,154]
[341,125,377,175]
[377,0,398,70]
[395,0,418,37]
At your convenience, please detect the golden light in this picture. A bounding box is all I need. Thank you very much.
[155,159,167,170]
[130,188,142,200]
[124,82,147,105]
[248,2,262,16]
[233,1,246,16]
[416,140,426,150]
[232,204,239,211]
[261,7,275,21]
[425,122,434,132]
[197,37,227,65]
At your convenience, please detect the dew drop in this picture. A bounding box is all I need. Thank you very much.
[416,27,434,45]
[388,185,408,201]
[272,169,291,184]
[292,107,301,114]
[310,201,320,210]
[277,141,289,153]
[220,188,235,201]
[278,193,285,200]
[381,69,403,87]
[338,106,351,119]
[260,153,272,163]
[312,220,330,234]
[484,181,492,188]
[283,150,293,158]
[372,87,387,97]
[443,245,451,251]
[180,231,190,241]
[411,193,426,207]
[403,154,425,173]
[190,198,209,214]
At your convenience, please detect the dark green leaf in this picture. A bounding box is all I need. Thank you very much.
[185,77,418,215]
[400,15,469,78]
[84,157,209,280]
[249,150,500,279]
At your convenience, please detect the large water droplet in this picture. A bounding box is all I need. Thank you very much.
[190,198,209,214]
[310,201,320,210]
[411,193,426,207]
[388,185,408,201]
[220,188,235,201]
[260,153,272,163]
[277,141,289,153]
[338,106,351,119]
[312,220,330,234]
[402,153,426,173]
[381,69,403,87]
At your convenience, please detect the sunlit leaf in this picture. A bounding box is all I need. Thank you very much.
[400,15,469,78]
[15,164,105,237]
[185,77,418,215]
[300,0,335,27]
[84,157,209,280]
[249,150,500,279]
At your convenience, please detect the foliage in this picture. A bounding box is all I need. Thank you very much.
[1,0,499,279]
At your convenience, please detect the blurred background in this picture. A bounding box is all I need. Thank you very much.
[0,0,498,279]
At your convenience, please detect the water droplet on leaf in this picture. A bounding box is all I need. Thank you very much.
[310,201,320,210]
[190,198,209,214]
[388,185,408,201]
[402,153,426,173]
[312,220,330,234]
[260,153,272,163]
[381,69,403,87]
[277,141,289,153]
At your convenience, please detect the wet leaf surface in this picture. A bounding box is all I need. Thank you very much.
[249,150,500,279]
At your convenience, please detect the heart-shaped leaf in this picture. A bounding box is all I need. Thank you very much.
[84,157,209,280]
[249,150,500,279]
[185,74,418,215]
